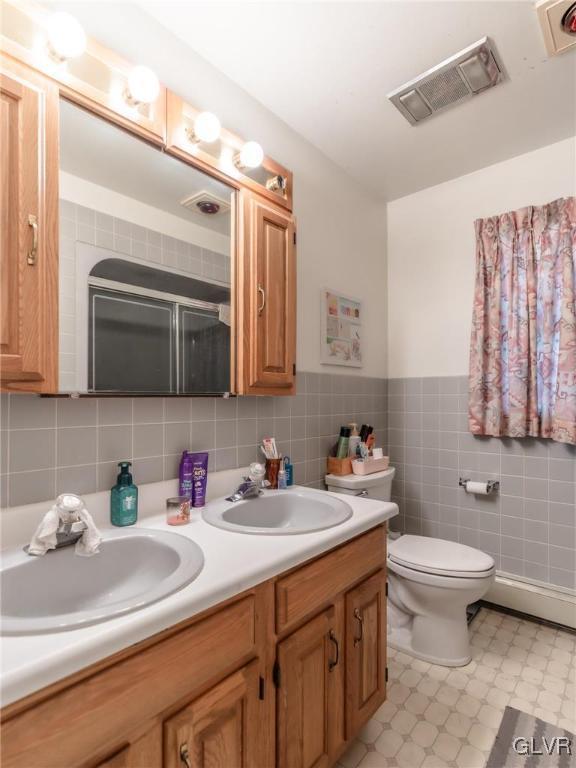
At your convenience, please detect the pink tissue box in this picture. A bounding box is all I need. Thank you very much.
[352,456,390,475]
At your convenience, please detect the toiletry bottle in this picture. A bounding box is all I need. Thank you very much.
[179,450,193,500]
[284,456,294,486]
[278,459,288,489]
[110,462,138,526]
[348,423,360,458]
[336,426,351,459]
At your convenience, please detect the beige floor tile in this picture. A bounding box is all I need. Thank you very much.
[358,719,384,744]
[455,744,485,768]
[375,729,404,758]
[344,608,575,768]
[396,742,426,768]
[411,721,438,748]
[340,740,368,768]
[358,751,392,768]
[432,732,461,761]
[445,711,473,738]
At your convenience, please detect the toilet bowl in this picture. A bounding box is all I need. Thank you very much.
[387,535,495,666]
[325,468,495,667]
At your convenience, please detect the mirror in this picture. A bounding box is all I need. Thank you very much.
[58,99,234,395]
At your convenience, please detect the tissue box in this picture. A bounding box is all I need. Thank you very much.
[352,456,390,475]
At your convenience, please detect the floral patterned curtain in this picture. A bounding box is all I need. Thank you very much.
[468,196,576,445]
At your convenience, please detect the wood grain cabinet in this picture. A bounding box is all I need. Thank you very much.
[345,571,387,737]
[0,528,387,768]
[164,662,261,768]
[0,54,58,392]
[277,609,341,768]
[96,727,162,768]
[238,191,296,395]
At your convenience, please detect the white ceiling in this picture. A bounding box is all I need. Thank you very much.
[60,99,232,234]
[138,0,576,200]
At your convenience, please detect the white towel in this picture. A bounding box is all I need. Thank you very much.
[28,507,60,556]
[28,500,102,557]
[75,508,102,557]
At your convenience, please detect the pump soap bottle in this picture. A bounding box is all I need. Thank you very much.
[111,461,138,526]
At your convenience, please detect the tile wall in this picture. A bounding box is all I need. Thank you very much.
[2,370,574,593]
[0,373,387,509]
[387,376,576,591]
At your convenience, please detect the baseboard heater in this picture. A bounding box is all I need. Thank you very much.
[486,573,576,630]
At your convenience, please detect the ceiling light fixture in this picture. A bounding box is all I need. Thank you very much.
[235,141,264,170]
[46,12,86,61]
[125,65,160,106]
[187,111,221,144]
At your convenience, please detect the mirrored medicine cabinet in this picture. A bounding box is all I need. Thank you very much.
[58,99,234,396]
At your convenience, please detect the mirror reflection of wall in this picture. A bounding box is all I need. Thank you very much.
[58,99,234,395]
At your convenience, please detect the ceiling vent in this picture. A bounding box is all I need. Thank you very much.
[388,37,503,125]
[180,191,231,216]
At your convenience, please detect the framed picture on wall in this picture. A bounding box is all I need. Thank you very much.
[320,288,362,367]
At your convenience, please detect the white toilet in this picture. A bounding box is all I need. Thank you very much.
[325,466,496,667]
[387,536,495,666]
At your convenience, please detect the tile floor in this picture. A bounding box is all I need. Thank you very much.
[339,607,576,768]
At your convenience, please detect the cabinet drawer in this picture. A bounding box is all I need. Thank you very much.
[1,595,256,768]
[275,527,386,633]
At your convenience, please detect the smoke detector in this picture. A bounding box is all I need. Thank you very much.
[387,37,503,125]
[180,191,231,216]
[537,0,576,56]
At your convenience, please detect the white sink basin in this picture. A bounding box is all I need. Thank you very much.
[203,489,353,535]
[0,529,204,635]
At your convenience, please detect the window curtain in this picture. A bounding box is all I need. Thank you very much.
[468,196,576,445]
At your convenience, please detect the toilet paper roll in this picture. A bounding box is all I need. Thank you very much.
[465,481,490,495]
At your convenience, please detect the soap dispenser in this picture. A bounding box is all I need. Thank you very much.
[111,461,138,526]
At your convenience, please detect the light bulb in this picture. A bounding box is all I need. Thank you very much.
[237,141,264,169]
[126,65,160,105]
[193,112,221,143]
[46,12,86,61]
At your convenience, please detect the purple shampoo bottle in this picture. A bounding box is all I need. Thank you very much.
[178,451,194,499]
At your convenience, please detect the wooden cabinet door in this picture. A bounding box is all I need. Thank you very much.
[164,662,260,768]
[345,570,387,736]
[96,726,162,768]
[238,192,296,395]
[277,608,343,768]
[0,54,58,392]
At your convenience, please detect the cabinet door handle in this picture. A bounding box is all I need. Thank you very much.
[258,284,266,314]
[27,214,38,266]
[354,608,364,646]
[328,630,339,671]
[179,742,192,768]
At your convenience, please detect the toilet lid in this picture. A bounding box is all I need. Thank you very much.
[388,535,495,577]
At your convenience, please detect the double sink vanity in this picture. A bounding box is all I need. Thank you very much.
[0,8,397,766]
[0,474,397,768]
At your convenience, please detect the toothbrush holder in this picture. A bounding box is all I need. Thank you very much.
[265,458,281,489]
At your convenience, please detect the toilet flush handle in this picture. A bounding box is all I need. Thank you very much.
[353,608,364,645]
[358,489,368,497]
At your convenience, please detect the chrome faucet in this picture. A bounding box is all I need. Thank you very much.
[226,477,269,503]
[55,517,88,549]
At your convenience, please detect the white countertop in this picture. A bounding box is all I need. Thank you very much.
[0,472,397,707]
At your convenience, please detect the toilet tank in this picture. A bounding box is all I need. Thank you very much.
[325,467,395,500]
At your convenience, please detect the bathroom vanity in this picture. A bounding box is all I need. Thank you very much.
[0,485,396,768]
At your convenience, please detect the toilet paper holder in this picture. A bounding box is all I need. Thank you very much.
[459,478,500,494]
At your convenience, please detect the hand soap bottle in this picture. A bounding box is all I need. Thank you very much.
[111,461,138,526]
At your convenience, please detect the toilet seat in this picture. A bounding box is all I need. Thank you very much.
[388,535,495,579]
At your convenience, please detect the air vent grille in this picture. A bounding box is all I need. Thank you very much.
[418,68,470,111]
[387,37,503,125]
